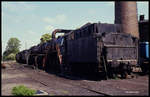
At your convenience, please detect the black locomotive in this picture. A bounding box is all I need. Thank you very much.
[16,22,139,78]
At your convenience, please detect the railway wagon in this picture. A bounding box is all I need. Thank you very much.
[57,22,139,78]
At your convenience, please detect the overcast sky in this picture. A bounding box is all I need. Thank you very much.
[2,1,149,54]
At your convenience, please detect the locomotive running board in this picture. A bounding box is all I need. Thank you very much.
[107,59,137,62]
[104,44,136,48]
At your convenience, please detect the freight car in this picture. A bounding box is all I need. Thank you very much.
[16,22,139,79]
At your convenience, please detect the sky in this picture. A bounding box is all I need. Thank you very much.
[1,1,149,55]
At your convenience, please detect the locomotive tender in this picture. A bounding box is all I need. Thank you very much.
[16,22,139,78]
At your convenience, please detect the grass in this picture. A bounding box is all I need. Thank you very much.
[11,85,36,96]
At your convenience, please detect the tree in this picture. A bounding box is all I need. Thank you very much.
[3,37,21,61]
[6,38,21,53]
[40,33,52,44]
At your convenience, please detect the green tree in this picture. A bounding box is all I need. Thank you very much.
[3,37,21,61]
[40,33,52,44]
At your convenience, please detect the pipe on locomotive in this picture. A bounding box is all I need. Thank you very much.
[52,29,72,39]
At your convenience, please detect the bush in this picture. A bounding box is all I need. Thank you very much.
[7,53,16,60]
[3,53,16,61]
[11,85,36,96]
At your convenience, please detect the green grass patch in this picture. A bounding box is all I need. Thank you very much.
[11,85,36,96]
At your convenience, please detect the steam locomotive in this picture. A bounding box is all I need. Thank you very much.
[16,22,139,78]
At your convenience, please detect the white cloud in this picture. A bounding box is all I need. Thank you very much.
[45,25,55,31]
[43,14,67,24]
[27,30,36,35]
[43,17,54,23]
[2,2,38,12]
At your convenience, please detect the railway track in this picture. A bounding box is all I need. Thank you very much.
[2,62,105,95]
[18,65,108,95]
[2,62,149,96]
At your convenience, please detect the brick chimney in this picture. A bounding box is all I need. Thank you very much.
[115,1,139,39]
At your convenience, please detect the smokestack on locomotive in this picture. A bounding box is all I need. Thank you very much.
[115,1,139,39]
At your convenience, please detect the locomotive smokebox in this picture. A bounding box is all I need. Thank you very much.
[115,1,139,39]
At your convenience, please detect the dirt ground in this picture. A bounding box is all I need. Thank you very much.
[1,61,149,96]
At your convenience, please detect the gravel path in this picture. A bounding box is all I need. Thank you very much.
[1,61,149,96]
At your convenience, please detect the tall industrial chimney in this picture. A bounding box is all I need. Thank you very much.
[115,1,139,39]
